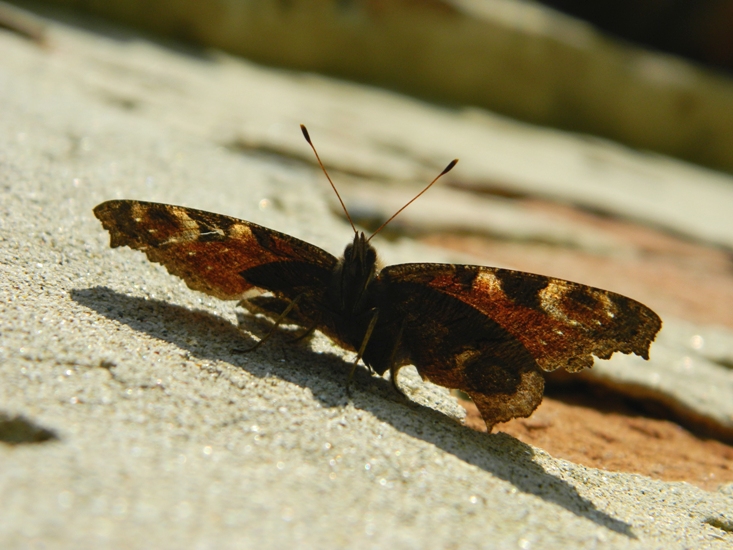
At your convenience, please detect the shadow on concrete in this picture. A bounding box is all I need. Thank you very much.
[72,286,635,537]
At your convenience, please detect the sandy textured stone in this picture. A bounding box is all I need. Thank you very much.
[1,9,732,550]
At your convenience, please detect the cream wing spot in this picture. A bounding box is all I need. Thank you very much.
[475,271,501,294]
[229,223,253,239]
[538,281,573,323]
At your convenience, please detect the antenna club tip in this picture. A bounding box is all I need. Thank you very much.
[442,158,459,174]
[300,124,312,143]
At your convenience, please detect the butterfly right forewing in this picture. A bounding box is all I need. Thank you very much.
[373,262,661,427]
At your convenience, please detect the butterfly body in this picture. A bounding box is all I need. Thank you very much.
[94,199,662,429]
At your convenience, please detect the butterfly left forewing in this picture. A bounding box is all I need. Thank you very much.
[94,200,337,303]
[376,263,661,427]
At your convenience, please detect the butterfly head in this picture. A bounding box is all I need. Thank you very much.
[330,232,378,313]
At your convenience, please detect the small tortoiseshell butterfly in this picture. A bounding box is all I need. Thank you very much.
[94,126,661,430]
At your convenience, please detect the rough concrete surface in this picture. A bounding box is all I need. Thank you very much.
[1,7,732,550]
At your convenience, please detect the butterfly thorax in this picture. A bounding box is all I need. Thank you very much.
[327,232,378,316]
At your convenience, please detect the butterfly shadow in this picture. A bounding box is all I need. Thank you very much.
[72,286,635,538]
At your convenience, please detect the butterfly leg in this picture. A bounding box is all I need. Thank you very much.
[388,320,408,398]
[236,293,304,352]
[346,308,380,396]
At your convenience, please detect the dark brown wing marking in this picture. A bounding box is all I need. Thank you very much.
[94,200,337,301]
[381,263,662,374]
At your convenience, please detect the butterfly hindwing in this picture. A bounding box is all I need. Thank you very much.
[93,200,337,302]
[368,272,544,426]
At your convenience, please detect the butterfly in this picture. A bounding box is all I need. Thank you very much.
[93,125,662,430]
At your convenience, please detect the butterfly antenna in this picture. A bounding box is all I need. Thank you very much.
[367,159,458,242]
[300,124,357,234]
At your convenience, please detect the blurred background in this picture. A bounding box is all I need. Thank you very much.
[7,0,733,171]
[542,0,733,73]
